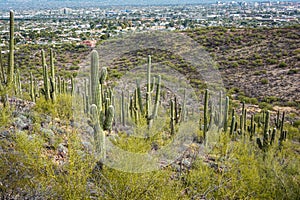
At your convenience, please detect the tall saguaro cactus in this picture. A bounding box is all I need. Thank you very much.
[121,91,125,126]
[90,50,101,112]
[50,49,56,102]
[223,96,229,133]
[42,50,50,101]
[0,46,5,84]
[256,110,274,150]
[104,105,114,132]
[151,75,161,123]
[90,104,106,160]
[136,80,144,114]
[30,72,35,102]
[203,89,209,145]
[7,10,14,86]
[170,99,175,135]
[146,55,152,124]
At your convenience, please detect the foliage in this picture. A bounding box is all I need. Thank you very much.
[34,94,73,120]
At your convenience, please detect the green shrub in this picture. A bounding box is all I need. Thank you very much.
[266,58,277,64]
[287,69,298,75]
[259,102,273,110]
[293,120,300,128]
[34,94,73,120]
[69,65,80,70]
[0,107,12,128]
[261,78,268,84]
[278,62,287,68]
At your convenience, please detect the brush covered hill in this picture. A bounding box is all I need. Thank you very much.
[185,26,300,107]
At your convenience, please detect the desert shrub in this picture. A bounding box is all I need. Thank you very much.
[34,97,57,117]
[69,65,80,70]
[278,62,287,68]
[254,70,266,75]
[260,78,268,84]
[286,101,298,107]
[259,102,273,110]
[238,59,248,65]
[287,69,298,75]
[0,106,12,128]
[266,58,277,64]
[92,167,182,200]
[264,96,279,103]
[293,120,300,128]
[253,59,264,66]
[0,130,95,199]
[34,94,73,120]
[230,62,239,68]
[239,96,259,104]
[186,134,300,199]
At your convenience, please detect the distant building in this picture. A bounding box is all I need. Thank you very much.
[81,40,96,48]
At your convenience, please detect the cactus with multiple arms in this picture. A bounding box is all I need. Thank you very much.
[256,111,276,150]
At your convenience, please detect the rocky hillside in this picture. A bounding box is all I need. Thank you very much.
[185,26,300,105]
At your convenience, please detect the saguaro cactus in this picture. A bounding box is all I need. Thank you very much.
[42,50,50,101]
[217,91,223,128]
[7,10,14,86]
[239,102,245,135]
[263,110,270,145]
[136,80,144,114]
[256,110,274,150]
[248,115,255,140]
[203,89,208,144]
[223,96,229,133]
[181,90,187,122]
[50,49,56,102]
[152,75,161,120]
[146,55,152,124]
[0,46,5,83]
[90,50,101,111]
[89,104,106,160]
[30,72,35,102]
[15,69,21,96]
[104,105,114,132]
[279,111,286,143]
[99,67,107,85]
[170,99,175,135]
[121,91,125,126]
[71,76,75,96]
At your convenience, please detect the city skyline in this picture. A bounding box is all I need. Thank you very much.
[1,0,299,10]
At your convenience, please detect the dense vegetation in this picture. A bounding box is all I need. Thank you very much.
[0,11,299,199]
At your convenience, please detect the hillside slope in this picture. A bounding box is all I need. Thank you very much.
[185,26,300,106]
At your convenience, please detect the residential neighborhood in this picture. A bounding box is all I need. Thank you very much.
[0,1,299,47]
